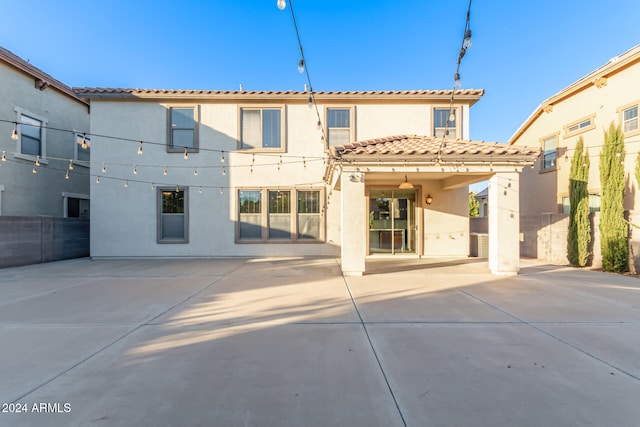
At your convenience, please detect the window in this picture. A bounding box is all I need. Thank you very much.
[62,192,90,218]
[561,194,600,214]
[269,190,291,239]
[433,108,458,138]
[541,134,557,170]
[157,187,188,243]
[240,108,282,150]
[14,107,48,162]
[237,189,323,242]
[564,115,595,137]
[297,190,321,240]
[327,108,351,147]
[167,106,199,152]
[239,190,262,239]
[74,132,90,165]
[623,105,638,133]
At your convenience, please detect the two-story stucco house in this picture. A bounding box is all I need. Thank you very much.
[0,47,91,217]
[76,87,538,275]
[509,45,640,265]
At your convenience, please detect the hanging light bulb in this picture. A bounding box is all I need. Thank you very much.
[277,0,286,10]
[133,164,138,175]
[219,187,224,194]
[65,171,70,180]
[81,133,88,150]
[175,185,179,193]
[163,166,168,176]
[193,167,198,176]
[303,157,307,169]
[250,165,254,174]
[463,29,472,49]
[307,95,313,108]
[220,151,225,163]
[124,180,128,188]
[222,167,226,176]
[454,72,461,89]
[183,147,189,160]
[449,109,456,123]
[1,151,6,161]
[11,123,19,140]
[35,156,41,167]
[252,153,255,164]
[298,58,305,74]
[96,176,100,184]
[102,163,107,173]
[67,159,73,170]
[137,141,143,155]
[32,166,37,174]
[151,182,155,190]
[199,187,203,194]
[316,120,322,130]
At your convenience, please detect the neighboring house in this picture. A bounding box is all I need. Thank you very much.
[77,87,538,275]
[0,46,91,217]
[474,187,488,217]
[509,44,640,264]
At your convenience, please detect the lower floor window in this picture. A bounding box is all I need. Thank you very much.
[561,194,601,214]
[238,188,323,242]
[67,197,90,218]
[158,187,188,243]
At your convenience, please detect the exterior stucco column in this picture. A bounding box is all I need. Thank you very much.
[488,172,520,275]
[340,172,366,276]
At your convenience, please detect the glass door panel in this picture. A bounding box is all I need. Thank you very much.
[369,190,416,255]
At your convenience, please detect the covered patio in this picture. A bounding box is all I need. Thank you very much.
[324,135,540,276]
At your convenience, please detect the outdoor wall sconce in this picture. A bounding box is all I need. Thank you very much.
[425,194,433,205]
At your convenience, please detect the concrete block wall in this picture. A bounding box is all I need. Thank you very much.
[0,216,89,268]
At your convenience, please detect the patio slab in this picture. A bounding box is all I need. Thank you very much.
[0,257,639,426]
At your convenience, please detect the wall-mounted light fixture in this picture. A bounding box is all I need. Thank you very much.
[425,194,433,205]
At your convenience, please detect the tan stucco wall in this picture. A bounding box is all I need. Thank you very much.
[512,59,640,216]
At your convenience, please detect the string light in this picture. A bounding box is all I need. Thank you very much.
[220,187,224,194]
[175,185,179,193]
[11,123,19,140]
[102,162,107,173]
[1,151,6,161]
[151,182,155,190]
[220,151,225,163]
[277,0,286,10]
[183,147,188,160]
[124,180,128,188]
[222,166,226,176]
[35,156,41,167]
[298,58,305,73]
[163,166,168,176]
[193,167,198,176]
[96,176,100,184]
[137,141,143,155]
[133,164,138,175]
[65,171,70,180]
[199,186,203,194]
[68,159,73,170]
[32,166,37,174]
[81,133,88,150]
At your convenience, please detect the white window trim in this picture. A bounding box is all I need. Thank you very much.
[14,107,49,164]
[72,130,90,167]
[432,106,462,139]
[62,192,89,218]
[563,114,596,138]
[618,101,640,138]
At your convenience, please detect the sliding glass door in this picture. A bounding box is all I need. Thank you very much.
[368,190,416,254]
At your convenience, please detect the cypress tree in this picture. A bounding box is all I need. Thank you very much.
[567,137,590,266]
[599,122,628,272]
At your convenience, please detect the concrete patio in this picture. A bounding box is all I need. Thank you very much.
[1,257,639,426]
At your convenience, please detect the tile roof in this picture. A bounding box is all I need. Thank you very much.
[330,135,540,161]
[0,46,87,106]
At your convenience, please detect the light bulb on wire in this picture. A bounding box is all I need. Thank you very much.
[11,123,19,140]
[137,141,143,155]
[454,72,461,89]
[307,96,313,108]
[298,59,305,74]
[277,0,286,10]
[463,29,472,49]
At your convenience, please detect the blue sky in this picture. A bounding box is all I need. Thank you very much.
[2,0,639,145]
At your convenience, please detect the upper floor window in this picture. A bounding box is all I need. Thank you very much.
[433,108,458,138]
[240,108,283,150]
[623,105,638,133]
[167,106,199,152]
[327,108,352,147]
[541,134,557,170]
[14,107,48,162]
[564,115,595,137]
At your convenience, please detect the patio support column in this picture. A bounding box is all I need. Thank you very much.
[340,172,366,276]
[488,172,520,275]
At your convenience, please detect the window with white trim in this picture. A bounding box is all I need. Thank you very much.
[433,108,458,138]
[561,194,600,214]
[157,187,189,243]
[240,108,282,149]
[542,134,557,170]
[623,105,638,133]
[237,189,323,242]
[327,108,351,147]
[564,115,595,137]
[14,107,48,161]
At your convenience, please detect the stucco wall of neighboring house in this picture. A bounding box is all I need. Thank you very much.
[0,61,90,217]
[512,55,640,217]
